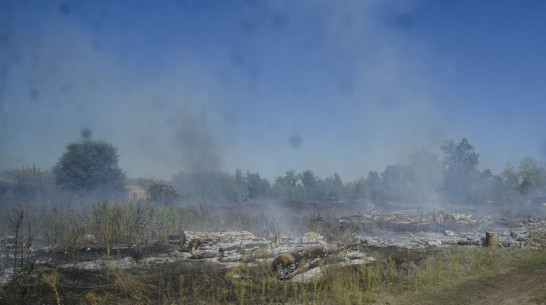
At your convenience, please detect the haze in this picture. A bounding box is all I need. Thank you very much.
[1,0,546,181]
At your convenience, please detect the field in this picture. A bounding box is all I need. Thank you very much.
[0,200,545,304]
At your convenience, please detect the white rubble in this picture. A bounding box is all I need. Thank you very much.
[1,215,543,284]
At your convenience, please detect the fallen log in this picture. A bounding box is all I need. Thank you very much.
[271,245,331,279]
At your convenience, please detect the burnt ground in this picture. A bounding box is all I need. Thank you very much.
[1,207,545,304]
[3,243,544,305]
[0,243,437,305]
[1,257,234,304]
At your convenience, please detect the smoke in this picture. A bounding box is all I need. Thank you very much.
[173,112,223,172]
[2,0,545,183]
[0,5,233,178]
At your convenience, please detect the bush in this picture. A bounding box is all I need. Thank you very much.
[53,140,125,197]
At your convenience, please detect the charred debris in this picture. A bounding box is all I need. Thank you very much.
[1,203,545,284]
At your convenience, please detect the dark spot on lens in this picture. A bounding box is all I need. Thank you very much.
[29,88,39,99]
[81,128,91,140]
[272,13,288,29]
[244,0,258,7]
[289,134,303,149]
[60,84,71,94]
[175,0,187,9]
[58,3,70,15]
[240,20,256,34]
[395,13,414,29]
[231,54,245,67]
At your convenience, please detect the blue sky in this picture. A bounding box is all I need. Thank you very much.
[1,0,546,181]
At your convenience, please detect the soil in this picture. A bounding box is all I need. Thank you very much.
[462,267,546,305]
[379,264,546,305]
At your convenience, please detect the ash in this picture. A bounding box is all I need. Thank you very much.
[0,212,544,284]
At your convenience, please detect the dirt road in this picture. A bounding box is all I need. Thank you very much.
[379,265,546,305]
[468,267,546,305]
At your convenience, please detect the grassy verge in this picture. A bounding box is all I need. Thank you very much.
[377,246,546,305]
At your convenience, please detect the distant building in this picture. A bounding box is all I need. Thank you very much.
[126,185,148,202]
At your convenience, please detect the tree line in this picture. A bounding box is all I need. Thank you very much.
[1,138,546,207]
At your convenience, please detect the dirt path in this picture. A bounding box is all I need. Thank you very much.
[467,267,546,305]
[378,266,546,305]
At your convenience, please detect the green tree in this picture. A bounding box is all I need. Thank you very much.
[324,173,344,200]
[53,140,125,194]
[503,157,546,195]
[351,176,367,201]
[245,172,269,199]
[275,169,300,187]
[440,138,480,204]
[441,138,479,172]
[366,171,384,203]
[2,165,55,203]
[272,170,302,200]
[381,164,413,203]
[235,169,246,186]
[300,170,317,190]
[502,163,519,188]
[146,183,181,205]
[518,157,546,194]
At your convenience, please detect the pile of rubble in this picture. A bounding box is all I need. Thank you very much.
[335,212,546,248]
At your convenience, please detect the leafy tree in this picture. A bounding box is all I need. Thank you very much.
[440,138,480,204]
[324,173,344,200]
[235,169,246,186]
[272,170,303,200]
[502,157,546,195]
[441,138,479,172]
[245,172,269,199]
[518,157,546,194]
[366,171,384,203]
[53,140,125,194]
[2,165,50,202]
[300,170,317,190]
[233,169,250,200]
[489,173,519,204]
[146,183,181,205]
[275,169,300,187]
[502,164,519,188]
[348,176,367,201]
[470,169,519,205]
[381,164,413,203]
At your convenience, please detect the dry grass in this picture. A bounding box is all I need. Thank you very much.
[1,242,544,305]
[1,200,544,304]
